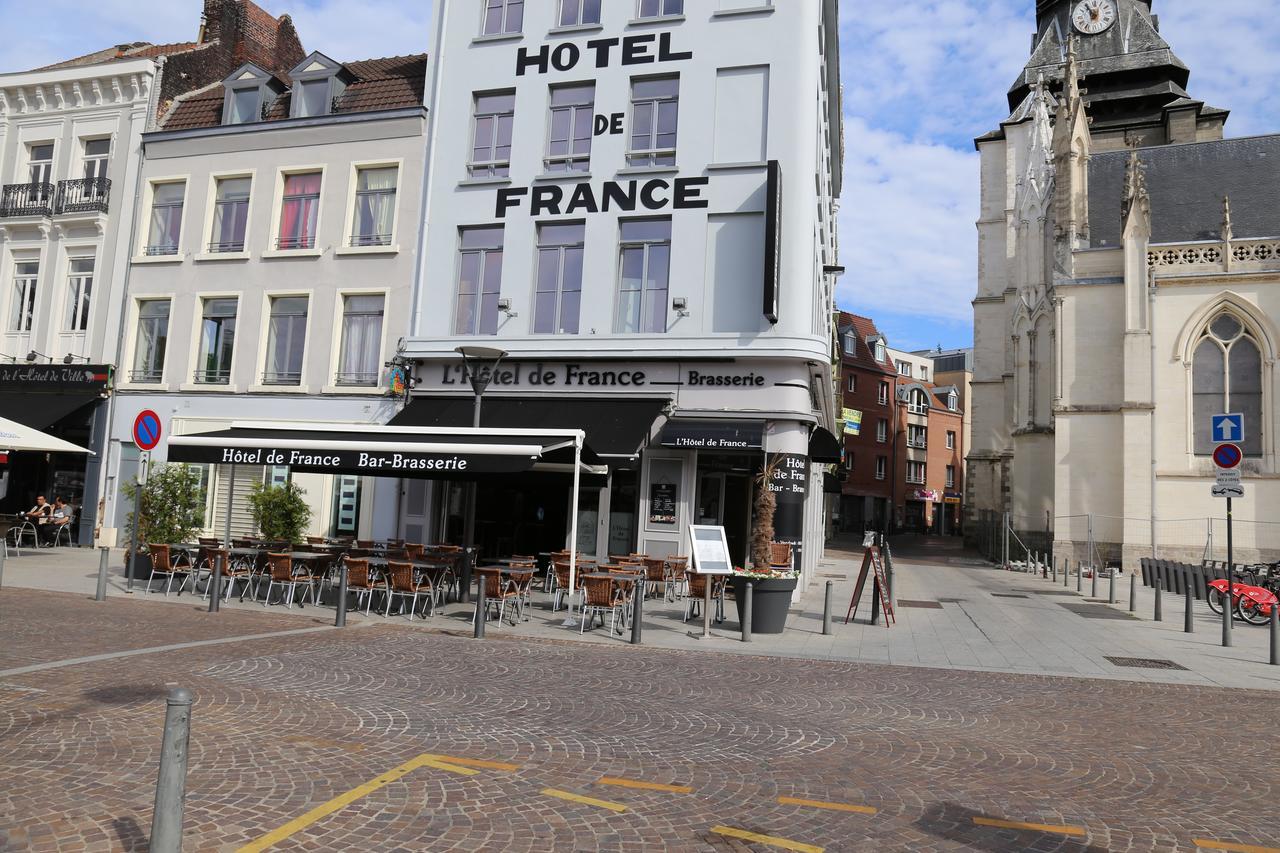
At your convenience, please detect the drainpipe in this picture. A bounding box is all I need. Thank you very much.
[1149,266,1158,559]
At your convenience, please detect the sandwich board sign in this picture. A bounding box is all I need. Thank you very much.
[688,525,734,575]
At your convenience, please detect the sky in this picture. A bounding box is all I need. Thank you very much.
[1,0,1275,352]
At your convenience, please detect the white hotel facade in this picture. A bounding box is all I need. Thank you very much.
[397,0,844,576]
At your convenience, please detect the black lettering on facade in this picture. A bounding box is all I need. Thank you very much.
[496,187,529,218]
[639,179,670,210]
[621,33,656,65]
[530,185,564,216]
[551,42,579,71]
[515,45,550,76]
[587,37,620,68]
[674,176,710,208]
[565,182,600,215]
[658,32,693,62]
[602,181,637,212]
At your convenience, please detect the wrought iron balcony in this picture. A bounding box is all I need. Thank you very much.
[349,233,392,248]
[335,370,379,386]
[208,239,246,254]
[129,368,164,383]
[57,178,111,215]
[261,370,302,386]
[0,182,56,217]
[275,234,316,250]
[193,367,231,385]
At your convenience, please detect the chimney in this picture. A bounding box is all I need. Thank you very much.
[197,14,208,43]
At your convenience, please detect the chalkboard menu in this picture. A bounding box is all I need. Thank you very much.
[649,481,678,525]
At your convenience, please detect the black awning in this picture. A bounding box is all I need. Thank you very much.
[167,423,601,481]
[823,472,842,494]
[809,426,842,464]
[390,396,669,459]
[0,392,100,430]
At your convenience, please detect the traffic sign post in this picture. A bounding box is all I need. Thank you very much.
[1211,413,1244,444]
[1212,416,1243,649]
[127,410,162,594]
[133,410,162,452]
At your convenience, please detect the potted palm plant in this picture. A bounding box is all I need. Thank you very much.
[732,456,799,634]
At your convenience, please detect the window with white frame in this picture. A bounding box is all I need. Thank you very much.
[559,0,601,26]
[196,298,237,384]
[351,166,398,247]
[469,92,515,178]
[906,461,926,485]
[946,465,956,489]
[920,366,929,381]
[8,262,38,332]
[908,389,929,414]
[875,456,887,481]
[227,85,263,125]
[895,359,912,378]
[874,339,886,363]
[842,332,855,355]
[533,222,583,334]
[211,177,251,252]
[617,218,670,333]
[131,299,170,382]
[876,418,887,443]
[546,84,594,173]
[264,296,308,385]
[847,374,857,393]
[28,143,53,185]
[65,258,93,332]
[277,172,321,250]
[946,430,956,450]
[1193,311,1263,455]
[82,139,110,182]
[628,77,679,167]
[454,226,504,336]
[482,0,523,35]
[947,391,958,411]
[337,294,385,385]
[907,424,927,448]
[877,380,889,405]
[145,182,185,255]
[638,0,683,18]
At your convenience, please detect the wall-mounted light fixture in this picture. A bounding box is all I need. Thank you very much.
[672,297,690,318]
[497,297,518,318]
[63,353,91,364]
[25,350,50,363]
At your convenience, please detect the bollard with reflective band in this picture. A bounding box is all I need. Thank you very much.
[473,575,486,639]
[95,548,110,601]
[207,554,222,613]
[823,581,833,636]
[1129,573,1137,612]
[630,583,643,645]
[741,582,753,643]
[150,688,192,853]
[335,563,349,627]
[1184,569,1195,633]
[1154,578,1163,622]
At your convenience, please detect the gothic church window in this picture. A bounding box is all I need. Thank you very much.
[1192,312,1262,456]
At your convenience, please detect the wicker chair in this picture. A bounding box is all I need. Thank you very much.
[405,543,425,560]
[551,561,581,611]
[262,553,317,608]
[642,558,667,598]
[144,544,189,596]
[385,561,435,619]
[509,569,536,621]
[664,557,689,602]
[343,558,382,615]
[768,542,793,570]
[204,546,255,602]
[683,572,726,622]
[477,568,522,626]
[580,575,628,635]
[306,536,326,545]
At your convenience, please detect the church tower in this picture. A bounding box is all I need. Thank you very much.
[967,0,1229,552]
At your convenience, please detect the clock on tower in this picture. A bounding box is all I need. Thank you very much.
[1072,0,1117,34]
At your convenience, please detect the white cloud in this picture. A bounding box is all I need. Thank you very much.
[266,0,433,61]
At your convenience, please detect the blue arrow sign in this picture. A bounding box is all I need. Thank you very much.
[1212,413,1243,444]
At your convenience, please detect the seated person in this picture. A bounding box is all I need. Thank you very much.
[25,495,52,524]
[42,497,72,545]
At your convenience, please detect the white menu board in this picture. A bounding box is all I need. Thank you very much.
[689,525,734,575]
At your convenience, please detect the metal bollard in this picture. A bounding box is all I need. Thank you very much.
[95,547,110,601]
[1051,559,1057,583]
[0,544,5,591]
[207,555,223,613]
[630,583,643,645]
[334,563,349,628]
[1154,579,1163,622]
[1091,566,1097,598]
[1109,569,1117,604]
[1271,605,1278,666]
[150,687,193,853]
[741,582,753,643]
[1184,570,1194,634]
[1129,573,1137,612]
[823,581,833,636]
[1063,557,1069,588]
[473,575,486,639]
[1076,561,1082,592]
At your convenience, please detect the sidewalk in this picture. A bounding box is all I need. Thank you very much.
[4,539,1278,691]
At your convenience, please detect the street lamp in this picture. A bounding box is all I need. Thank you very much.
[454,345,507,603]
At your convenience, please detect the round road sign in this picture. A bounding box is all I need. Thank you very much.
[1212,443,1242,470]
[133,410,162,452]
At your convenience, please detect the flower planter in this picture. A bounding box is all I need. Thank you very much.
[731,575,797,634]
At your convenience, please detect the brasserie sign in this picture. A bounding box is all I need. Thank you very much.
[0,364,112,392]
[169,444,536,479]
[438,362,770,390]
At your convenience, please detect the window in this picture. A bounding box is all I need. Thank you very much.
[617,218,671,333]
[877,381,889,405]
[211,177,251,252]
[145,182,185,255]
[638,0,683,18]
[264,296,308,385]
[482,0,523,35]
[875,456,887,481]
[65,258,93,332]
[351,166,397,247]
[8,262,38,332]
[1193,311,1263,455]
[454,226,504,336]
[533,223,583,334]
[876,419,887,443]
[132,299,170,382]
[874,339,887,363]
[295,79,330,118]
[277,172,321,250]
[908,424,927,449]
[628,77,679,167]
[896,360,912,378]
[196,298,237,384]
[546,84,594,173]
[847,374,857,393]
[28,143,53,185]
[920,366,929,382]
[946,430,956,450]
[559,0,600,26]
[947,392,958,411]
[469,92,515,178]
[841,332,855,355]
[908,389,929,414]
[83,139,110,182]
[228,86,262,124]
[906,461,926,485]
[337,294,385,385]
[946,465,956,489]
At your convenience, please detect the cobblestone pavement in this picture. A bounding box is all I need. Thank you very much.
[2,587,1279,852]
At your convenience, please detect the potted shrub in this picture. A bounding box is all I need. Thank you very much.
[735,456,799,634]
[246,481,313,544]
[123,463,206,578]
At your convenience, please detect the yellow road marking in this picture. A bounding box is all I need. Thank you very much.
[1195,840,1280,853]
[973,817,1086,837]
[238,753,498,852]
[778,795,877,815]
[541,787,628,813]
[422,753,519,771]
[711,826,823,853]
[597,776,693,793]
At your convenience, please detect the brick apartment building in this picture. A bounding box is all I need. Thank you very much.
[836,313,966,536]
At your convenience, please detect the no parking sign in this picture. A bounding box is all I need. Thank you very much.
[132,410,162,452]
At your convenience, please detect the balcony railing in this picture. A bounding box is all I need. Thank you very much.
[262,370,302,386]
[144,244,180,257]
[276,234,316,250]
[193,367,231,385]
[57,178,111,214]
[0,182,55,217]
[335,370,379,386]
[349,233,392,248]
[129,368,164,383]
[208,239,246,254]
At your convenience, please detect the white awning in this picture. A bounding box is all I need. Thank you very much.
[0,415,93,455]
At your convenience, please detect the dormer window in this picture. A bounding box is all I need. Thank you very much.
[287,52,351,120]
[230,87,261,124]
[221,63,284,126]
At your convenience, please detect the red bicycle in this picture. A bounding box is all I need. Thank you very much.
[1206,567,1280,625]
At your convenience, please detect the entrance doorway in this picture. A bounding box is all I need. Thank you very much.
[696,454,755,568]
